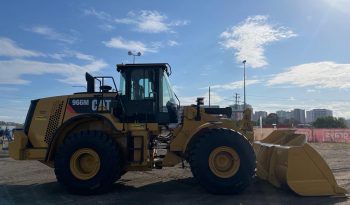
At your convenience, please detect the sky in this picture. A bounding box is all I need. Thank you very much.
[1,0,350,123]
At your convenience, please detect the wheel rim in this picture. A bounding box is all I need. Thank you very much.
[70,148,101,180]
[208,146,240,178]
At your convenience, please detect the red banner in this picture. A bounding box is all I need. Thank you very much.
[254,128,350,143]
[293,128,350,143]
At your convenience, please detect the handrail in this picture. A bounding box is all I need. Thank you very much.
[94,76,118,92]
[174,92,180,109]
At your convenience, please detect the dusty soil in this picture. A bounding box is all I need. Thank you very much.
[0,143,349,205]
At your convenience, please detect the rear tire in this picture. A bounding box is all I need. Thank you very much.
[54,131,122,195]
[189,128,256,194]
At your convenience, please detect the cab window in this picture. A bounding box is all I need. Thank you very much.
[130,69,155,100]
[119,73,126,95]
[160,71,176,112]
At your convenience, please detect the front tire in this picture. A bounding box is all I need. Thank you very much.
[54,131,122,194]
[189,128,256,194]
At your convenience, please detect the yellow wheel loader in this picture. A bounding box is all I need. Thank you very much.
[9,63,347,196]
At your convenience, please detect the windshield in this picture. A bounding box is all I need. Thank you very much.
[161,71,176,112]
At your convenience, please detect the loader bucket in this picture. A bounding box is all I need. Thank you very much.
[253,130,347,196]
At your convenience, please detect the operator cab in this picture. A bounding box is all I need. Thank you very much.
[116,63,179,124]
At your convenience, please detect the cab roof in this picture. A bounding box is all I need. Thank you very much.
[116,63,172,76]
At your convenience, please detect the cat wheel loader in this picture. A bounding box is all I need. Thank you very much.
[9,63,347,196]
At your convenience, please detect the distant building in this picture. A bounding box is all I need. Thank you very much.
[292,109,305,123]
[276,110,291,122]
[346,119,350,128]
[306,109,333,123]
[306,111,313,123]
[229,103,253,121]
[253,111,268,121]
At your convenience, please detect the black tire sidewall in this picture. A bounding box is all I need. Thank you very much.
[191,129,256,194]
[54,131,121,194]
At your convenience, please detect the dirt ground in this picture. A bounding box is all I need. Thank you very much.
[0,143,349,205]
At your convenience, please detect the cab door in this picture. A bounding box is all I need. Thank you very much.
[157,70,178,124]
[124,68,157,122]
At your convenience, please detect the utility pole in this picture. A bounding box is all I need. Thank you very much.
[242,60,247,110]
[209,86,211,107]
[235,93,240,110]
[233,93,240,121]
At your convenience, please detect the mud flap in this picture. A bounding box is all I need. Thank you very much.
[253,130,348,196]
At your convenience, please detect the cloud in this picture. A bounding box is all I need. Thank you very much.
[73,51,95,61]
[323,0,350,14]
[83,8,112,21]
[115,10,189,33]
[83,8,188,33]
[0,37,43,58]
[307,89,316,93]
[49,53,67,60]
[49,50,96,61]
[220,15,297,68]
[98,24,115,31]
[0,38,106,85]
[169,20,190,27]
[0,37,96,62]
[325,101,350,119]
[210,80,261,90]
[268,61,350,89]
[29,26,77,44]
[103,37,159,53]
[83,8,116,31]
[167,40,179,46]
[0,59,107,85]
[0,87,19,92]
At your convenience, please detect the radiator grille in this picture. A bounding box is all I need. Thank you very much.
[44,101,64,144]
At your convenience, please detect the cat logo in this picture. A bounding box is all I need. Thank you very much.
[92,99,112,111]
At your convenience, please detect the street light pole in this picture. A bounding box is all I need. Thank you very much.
[128,51,142,64]
[242,60,247,110]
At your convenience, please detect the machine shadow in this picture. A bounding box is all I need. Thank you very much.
[0,177,347,205]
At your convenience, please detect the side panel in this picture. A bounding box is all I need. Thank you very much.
[170,106,240,153]
[28,96,68,148]
[23,99,38,135]
[125,130,152,171]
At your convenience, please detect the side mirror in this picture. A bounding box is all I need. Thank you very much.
[196,97,204,105]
